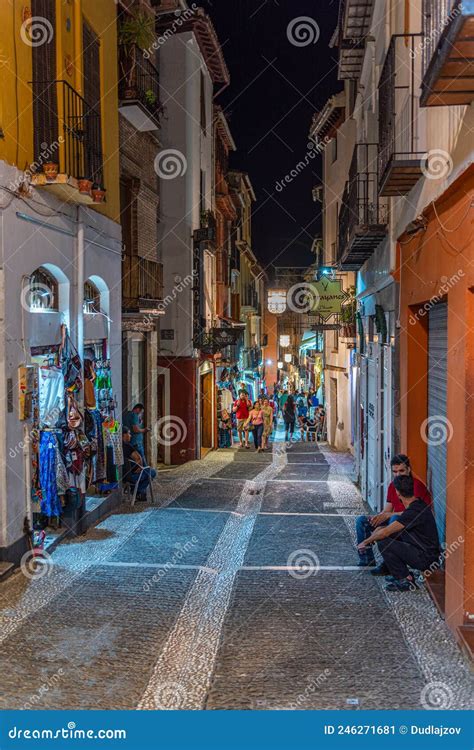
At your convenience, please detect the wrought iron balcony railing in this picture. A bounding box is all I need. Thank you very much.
[420,0,474,106]
[122,257,163,312]
[378,34,425,196]
[119,44,161,131]
[32,80,103,186]
[338,143,388,269]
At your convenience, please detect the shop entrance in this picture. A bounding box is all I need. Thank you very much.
[200,371,213,457]
[427,301,448,546]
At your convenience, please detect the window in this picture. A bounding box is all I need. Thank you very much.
[27,267,58,311]
[200,71,207,133]
[84,280,101,314]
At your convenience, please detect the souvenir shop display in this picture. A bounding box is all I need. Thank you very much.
[28,326,122,540]
[216,367,240,448]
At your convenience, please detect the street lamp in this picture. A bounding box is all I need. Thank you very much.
[284,353,292,363]
[277,361,283,369]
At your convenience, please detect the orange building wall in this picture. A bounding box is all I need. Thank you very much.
[399,165,474,632]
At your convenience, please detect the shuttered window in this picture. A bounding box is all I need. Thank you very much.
[31,0,58,164]
[82,21,103,184]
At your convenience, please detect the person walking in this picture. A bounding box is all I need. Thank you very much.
[261,397,274,451]
[246,400,265,452]
[283,394,296,444]
[279,390,289,418]
[233,390,252,448]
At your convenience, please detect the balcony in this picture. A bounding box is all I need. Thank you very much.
[122,257,164,315]
[337,0,375,80]
[338,144,388,270]
[30,80,103,204]
[378,35,426,196]
[241,288,259,314]
[118,44,161,132]
[420,0,474,106]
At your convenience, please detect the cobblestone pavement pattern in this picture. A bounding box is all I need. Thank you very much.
[0,425,472,710]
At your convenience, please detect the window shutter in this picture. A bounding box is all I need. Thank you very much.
[82,21,103,184]
[31,0,58,164]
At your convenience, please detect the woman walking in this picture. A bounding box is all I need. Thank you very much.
[283,394,297,444]
[261,397,274,451]
[246,400,265,452]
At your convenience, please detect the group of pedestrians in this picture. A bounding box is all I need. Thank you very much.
[232,391,275,452]
[231,387,325,451]
[278,390,326,445]
[356,453,441,593]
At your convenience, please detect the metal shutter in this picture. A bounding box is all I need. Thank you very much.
[31,0,58,162]
[427,301,448,545]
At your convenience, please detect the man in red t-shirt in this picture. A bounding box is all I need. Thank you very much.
[233,391,252,448]
[356,454,432,574]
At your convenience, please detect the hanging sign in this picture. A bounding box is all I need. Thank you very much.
[309,277,349,321]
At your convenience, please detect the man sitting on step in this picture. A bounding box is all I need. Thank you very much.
[357,474,441,592]
[356,454,432,574]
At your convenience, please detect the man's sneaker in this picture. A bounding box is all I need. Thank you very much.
[385,577,418,592]
[370,563,390,576]
[357,559,376,568]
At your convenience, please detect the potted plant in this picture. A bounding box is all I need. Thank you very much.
[91,184,106,203]
[144,88,157,107]
[43,161,59,180]
[119,10,156,93]
[77,177,92,195]
[340,286,357,338]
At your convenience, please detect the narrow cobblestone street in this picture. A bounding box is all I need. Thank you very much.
[0,428,471,711]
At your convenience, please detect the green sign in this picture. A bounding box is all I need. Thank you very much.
[310,278,349,321]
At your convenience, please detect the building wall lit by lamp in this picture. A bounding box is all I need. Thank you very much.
[284,353,292,363]
[277,361,283,369]
[266,359,273,366]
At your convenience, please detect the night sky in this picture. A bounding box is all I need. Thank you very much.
[203,0,340,270]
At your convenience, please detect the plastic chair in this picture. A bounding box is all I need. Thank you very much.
[125,459,156,507]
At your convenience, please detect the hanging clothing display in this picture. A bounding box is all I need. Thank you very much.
[38,432,63,518]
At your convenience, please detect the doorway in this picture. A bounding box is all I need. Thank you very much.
[201,371,214,457]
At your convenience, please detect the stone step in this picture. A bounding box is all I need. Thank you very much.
[0,561,14,583]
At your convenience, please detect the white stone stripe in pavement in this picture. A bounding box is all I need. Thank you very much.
[240,565,369,571]
[137,444,288,710]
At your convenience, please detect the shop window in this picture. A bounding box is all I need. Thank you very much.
[84,280,101,314]
[27,267,58,311]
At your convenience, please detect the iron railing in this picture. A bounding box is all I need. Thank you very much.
[119,44,161,124]
[338,143,388,262]
[33,80,103,184]
[122,257,163,309]
[378,34,424,188]
[422,0,461,80]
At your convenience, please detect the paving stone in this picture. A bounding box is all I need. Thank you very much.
[168,480,244,511]
[243,515,355,567]
[262,481,335,513]
[0,566,196,710]
[205,570,426,710]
